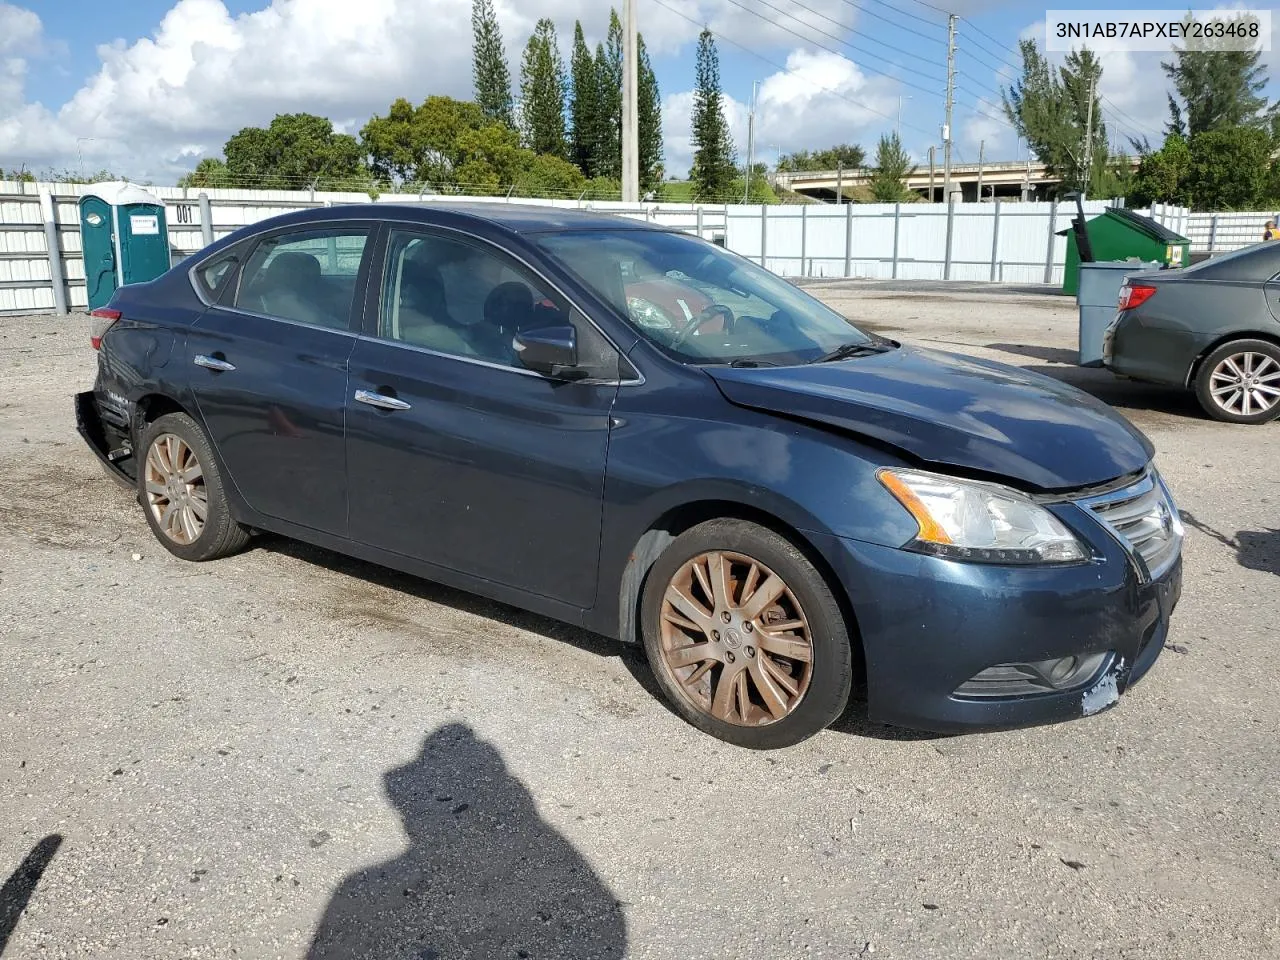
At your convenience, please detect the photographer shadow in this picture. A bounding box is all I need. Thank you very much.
[307,723,627,960]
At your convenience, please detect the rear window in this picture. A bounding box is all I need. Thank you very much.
[194,250,241,301]
[1182,241,1280,282]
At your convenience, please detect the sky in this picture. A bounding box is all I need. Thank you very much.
[1,0,1276,184]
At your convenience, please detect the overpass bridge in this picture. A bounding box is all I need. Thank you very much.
[773,160,1065,202]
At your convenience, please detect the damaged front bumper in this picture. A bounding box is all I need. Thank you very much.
[809,529,1183,734]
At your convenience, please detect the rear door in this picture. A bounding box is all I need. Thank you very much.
[185,223,374,535]
[344,225,624,607]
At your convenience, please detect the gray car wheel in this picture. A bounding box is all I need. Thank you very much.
[1194,340,1280,425]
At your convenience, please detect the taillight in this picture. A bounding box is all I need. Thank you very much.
[1117,284,1157,311]
[89,308,121,350]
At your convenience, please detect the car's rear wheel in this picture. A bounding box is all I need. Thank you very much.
[138,413,250,561]
[1194,339,1280,424]
[640,519,852,749]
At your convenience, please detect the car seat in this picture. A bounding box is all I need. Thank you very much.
[252,252,327,325]
[397,256,477,357]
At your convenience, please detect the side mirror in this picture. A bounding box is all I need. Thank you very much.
[513,325,578,377]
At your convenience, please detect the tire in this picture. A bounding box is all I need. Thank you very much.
[640,519,853,749]
[137,412,251,561]
[1194,339,1280,424]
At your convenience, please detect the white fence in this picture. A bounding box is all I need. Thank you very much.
[0,178,1199,315]
[1184,210,1280,253]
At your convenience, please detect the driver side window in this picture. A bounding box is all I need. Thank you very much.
[379,229,569,367]
[379,228,624,379]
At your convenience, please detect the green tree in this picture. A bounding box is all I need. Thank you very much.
[596,10,624,179]
[361,96,489,188]
[689,29,736,200]
[1093,152,1136,201]
[2,167,36,182]
[520,18,568,158]
[453,123,527,192]
[569,22,603,176]
[1061,48,1108,191]
[867,133,915,202]
[1002,40,1107,195]
[472,0,514,128]
[224,114,365,189]
[360,97,421,184]
[1162,13,1268,136]
[178,158,232,188]
[514,152,587,198]
[1129,135,1192,207]
[1184,126,1271,210]
[778,144,866,172]
[1165,95,1186,139]
[415,96,488,184]
[637,34,664,193]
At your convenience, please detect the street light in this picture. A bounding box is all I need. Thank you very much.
[75,137,96,180]
[897,97,912,141]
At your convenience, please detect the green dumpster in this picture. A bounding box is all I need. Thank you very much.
[1058,207,1190,296]
[79,182,172,311]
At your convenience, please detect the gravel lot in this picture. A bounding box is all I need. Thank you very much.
[2,281,1278,960]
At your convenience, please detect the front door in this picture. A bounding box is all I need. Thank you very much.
[80,197,117,311]
[186,224,374,535]
[345,226,622,608]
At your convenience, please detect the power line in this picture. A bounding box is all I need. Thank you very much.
[958,16,1023,72]
[778,0,949,75]
[646,0,939,139]
[830,0,949,44]
[716,0,946,95]
[956,44,1018,79]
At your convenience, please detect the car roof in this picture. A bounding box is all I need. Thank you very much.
[1180,240,1280,282]
[253,201,670,236]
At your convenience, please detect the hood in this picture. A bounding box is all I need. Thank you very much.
[707,345,1154,491]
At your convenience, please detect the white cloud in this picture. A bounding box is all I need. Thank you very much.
[662,48,902,176]
[0,0,875,180]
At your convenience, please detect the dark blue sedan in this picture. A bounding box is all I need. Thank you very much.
[76,203,1183,748]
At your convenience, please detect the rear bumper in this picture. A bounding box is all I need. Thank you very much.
[1103,313,1209,387]
[812,531,1182,734]
[75,391,134,489]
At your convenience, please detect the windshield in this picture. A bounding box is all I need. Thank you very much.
[533,229,873,365]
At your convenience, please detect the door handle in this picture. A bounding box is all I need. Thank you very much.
[194,354,236,372]
[354,389,411,411]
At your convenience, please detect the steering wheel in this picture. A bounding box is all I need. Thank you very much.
[670,304,735,350]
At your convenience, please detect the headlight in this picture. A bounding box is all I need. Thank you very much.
[878,468,1087,565]
[627,297,673,330]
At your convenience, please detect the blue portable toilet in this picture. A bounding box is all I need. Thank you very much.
[79,182,171,311]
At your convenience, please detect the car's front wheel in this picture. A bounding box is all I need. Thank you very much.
[137,412,250,561]
[1194,339,1280,424]
[640,519,853,749]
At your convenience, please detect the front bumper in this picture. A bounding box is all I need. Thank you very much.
[812,527,1182,734]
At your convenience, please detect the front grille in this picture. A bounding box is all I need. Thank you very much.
[1079,472,1182,579]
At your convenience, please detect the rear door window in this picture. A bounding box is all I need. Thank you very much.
[235,228,371,330]
[194,249,242,302]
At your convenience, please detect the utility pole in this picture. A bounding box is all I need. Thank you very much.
[976,139,984,202]
[621,0,639,202]
[928,146,936,202]
[942,13,956,202]
[744,80,758,204]
[1081,72,1096,200]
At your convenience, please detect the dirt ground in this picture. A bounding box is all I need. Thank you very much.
[1,282,1278,959]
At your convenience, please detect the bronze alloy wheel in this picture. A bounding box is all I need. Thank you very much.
[144,433,208,545]
[658,550,814,726]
